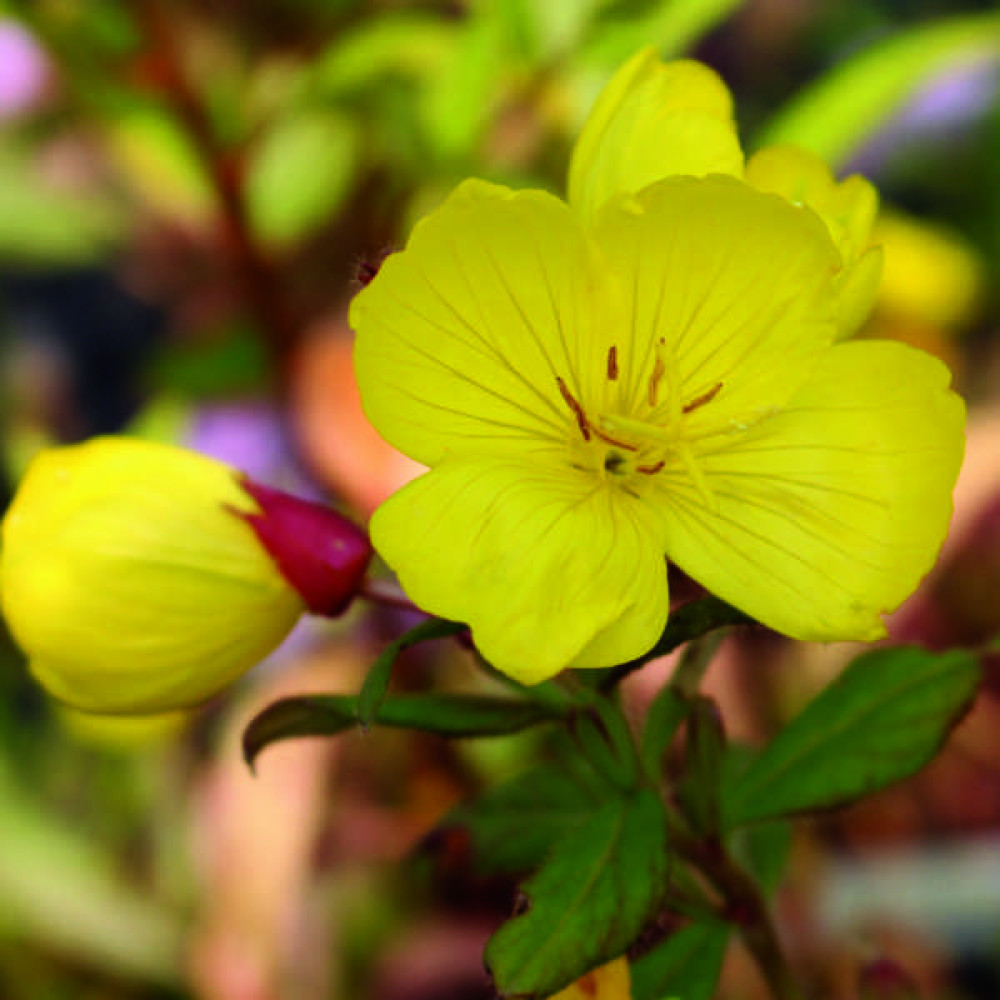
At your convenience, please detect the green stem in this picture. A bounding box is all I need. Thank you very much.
[678,833,801,1000]
[660,629,797,999]
[670,630,726,698]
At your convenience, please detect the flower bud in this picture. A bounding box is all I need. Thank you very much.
[0,437,372,715]
[550,957,632,1000]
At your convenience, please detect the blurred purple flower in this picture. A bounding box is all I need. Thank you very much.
[187,401,321,499]
[0,19,48,118]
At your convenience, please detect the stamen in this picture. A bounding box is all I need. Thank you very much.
[606,345,619,381]
[592,425,639,452]
[601,413,672,445]
[682,382,723,415]
[676,442,718,513]
[636,460,665,475]
[556,376,591,442]
[648,356,665,407]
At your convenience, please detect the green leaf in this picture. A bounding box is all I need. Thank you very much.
[641,686,691,779]
[759,13,1000,167]
[104,101,216,224]
[728,820,792,897]
[441,763,610,875]
[570,698,640,791]
[0,146,125,264]
[632,920,730,1000]
[243,693,565,768]
[579,0,748,69]
[357,619,467,729]
[485,787,669,998]
[0,764,181,983]
[312,14,457,95]
[420,6,509,160]
[495,0,604,61]
[246,110,360,248]
[723,647,981,827]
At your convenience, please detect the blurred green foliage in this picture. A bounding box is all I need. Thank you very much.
[1,1,1000,997]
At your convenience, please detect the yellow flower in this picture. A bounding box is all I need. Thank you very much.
[549,957,632,1000]
[873,210,984,332]
[350,55,965,685]
[570,48,882,338]
[0,437,371,714]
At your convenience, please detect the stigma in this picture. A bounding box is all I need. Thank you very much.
[554,343,725,511]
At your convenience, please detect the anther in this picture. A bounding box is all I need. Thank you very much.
[636,460,665,475]
[606,345,619,381]
[682,382,723,415]
[648,357,665,406]
[648,338,667,407]
[556,376,591,442]
[592,425,638,451]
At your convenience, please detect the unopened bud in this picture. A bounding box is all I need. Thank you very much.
[0,437,372,716]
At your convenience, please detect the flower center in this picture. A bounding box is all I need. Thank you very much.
[557,343,722,508]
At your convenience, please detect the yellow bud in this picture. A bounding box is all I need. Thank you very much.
[0,437,305,715]
[549,957,632,1000]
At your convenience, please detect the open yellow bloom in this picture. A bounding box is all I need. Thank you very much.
[351,57,964,685]
[0,437,371,714]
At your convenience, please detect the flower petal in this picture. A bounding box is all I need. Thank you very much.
[746,145,881,337]
[836,244,883,339]
[591,176,841,429]
[352,179,610,467]
[370,458,668,683]
[569,49,743,220]
[657,340,964,641]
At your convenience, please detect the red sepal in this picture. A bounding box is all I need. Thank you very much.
[237,478,373,617]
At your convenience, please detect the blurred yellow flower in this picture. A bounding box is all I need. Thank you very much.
[549,956,632,1000]
[353,168,963,682]
[0,437,371,714]
[873,211,984,332]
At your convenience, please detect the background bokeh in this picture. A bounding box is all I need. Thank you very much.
[1,1,1000,998]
